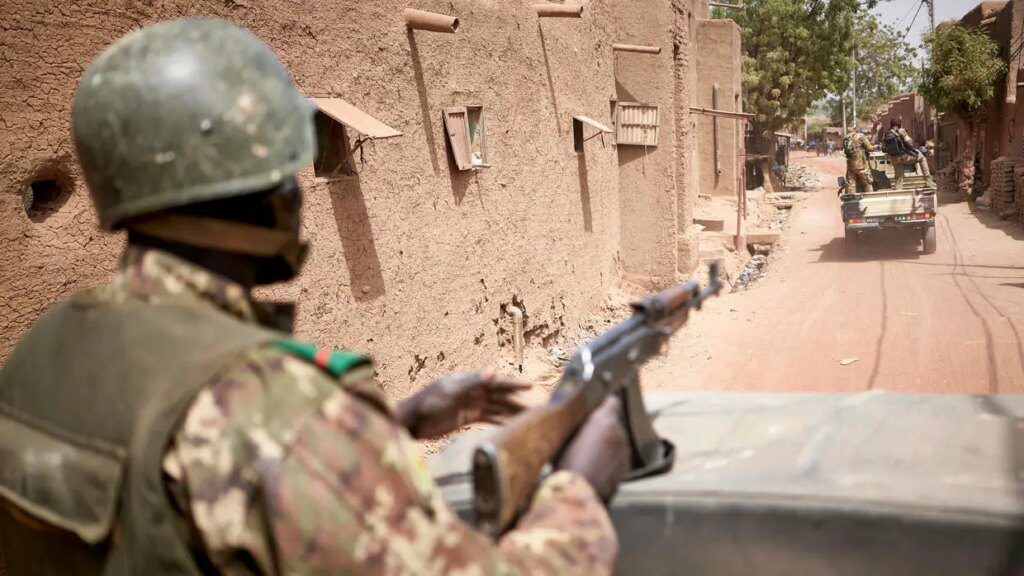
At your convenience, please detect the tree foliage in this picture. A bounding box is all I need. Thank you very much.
[826,11,918,125]
[730,0,865,151]
[918,24,1005,121]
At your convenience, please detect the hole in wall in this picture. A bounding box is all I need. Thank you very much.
[22,160,74,222]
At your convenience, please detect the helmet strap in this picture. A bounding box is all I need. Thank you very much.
[127,213,307,266]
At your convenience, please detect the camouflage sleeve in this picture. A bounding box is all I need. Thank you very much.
[899,128,915,148]
[164,347,618,576]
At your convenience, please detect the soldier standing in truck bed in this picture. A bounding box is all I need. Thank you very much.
[883,118,937,189]
[0,18,629,575]
[843,126,875,195]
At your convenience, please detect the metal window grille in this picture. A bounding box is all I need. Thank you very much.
[614,102,660,146]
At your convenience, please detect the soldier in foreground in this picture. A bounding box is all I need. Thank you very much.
[883,118,936,189]
[842,126,874,194]
[0,18,627,575]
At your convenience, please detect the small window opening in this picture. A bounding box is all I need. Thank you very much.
[443,106,489,171]
[313,111,356,179]
[467,106,487,167]
[22,163,73,222]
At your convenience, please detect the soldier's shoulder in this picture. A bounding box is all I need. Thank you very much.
[190,346,340,431]
[188,342,382,438]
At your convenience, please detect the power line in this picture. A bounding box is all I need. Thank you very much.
[894,0,921,31]
[902,0,926,42]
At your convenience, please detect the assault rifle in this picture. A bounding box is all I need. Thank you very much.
[472,263,723,536]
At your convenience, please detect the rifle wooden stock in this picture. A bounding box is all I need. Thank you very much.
[472,392,589,536]
[656,281,700,311]
[473,262,722,538]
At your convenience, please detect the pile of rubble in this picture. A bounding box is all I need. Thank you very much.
[732,253,769,291]
[784,165,820,189]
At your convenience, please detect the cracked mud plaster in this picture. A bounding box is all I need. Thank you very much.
[1,0,708,404]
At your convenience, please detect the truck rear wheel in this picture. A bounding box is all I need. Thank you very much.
[845,229,859,257]
[923,226,937,254]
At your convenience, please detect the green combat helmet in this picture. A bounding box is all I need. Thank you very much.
[72,18,315,282]
[73,18,315,229]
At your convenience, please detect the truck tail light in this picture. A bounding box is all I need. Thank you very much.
[913,212,932,220]
[847,217,865,224]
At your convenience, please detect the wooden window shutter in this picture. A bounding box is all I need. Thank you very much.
[443,107,473,171]
[615,102,660,146]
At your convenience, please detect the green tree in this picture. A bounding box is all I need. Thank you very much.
[729,0,866,155]
[918,24,1006,197]
[826,12,919,126]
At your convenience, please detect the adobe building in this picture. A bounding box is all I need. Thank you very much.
[932,1,1013,194]
[0,0,736,398]
[822,127,843,150]
[693,19,744,199]
[875,94,934,147]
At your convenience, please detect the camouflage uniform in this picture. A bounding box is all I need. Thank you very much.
[844,131,874,195]
[889,127,932,189]
[102,247,618,575]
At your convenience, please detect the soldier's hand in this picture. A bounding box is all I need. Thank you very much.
[556,397,630,501]
[397,369,531,439]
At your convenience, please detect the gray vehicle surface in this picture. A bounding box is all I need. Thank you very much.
[839,151,937,256]
[431,391,1024,576]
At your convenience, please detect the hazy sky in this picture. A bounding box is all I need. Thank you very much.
[872,0,977,51]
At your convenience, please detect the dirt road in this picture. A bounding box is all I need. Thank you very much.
[645,152,1024,394]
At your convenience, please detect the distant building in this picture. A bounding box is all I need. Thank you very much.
[932,1,1014,200]
[874,94,934,148]
[822,127,843,149]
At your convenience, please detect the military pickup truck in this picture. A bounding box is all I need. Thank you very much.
[838,151,937,256]
[432,392,1024,576]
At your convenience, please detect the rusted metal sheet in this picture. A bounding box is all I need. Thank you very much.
[615,102,659,147]
[311,98,402,140]
[403,8,459,33]
[443,107,473,171]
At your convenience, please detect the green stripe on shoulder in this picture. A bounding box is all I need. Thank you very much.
[271,340,371,378]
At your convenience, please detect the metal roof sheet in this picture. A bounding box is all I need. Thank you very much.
[311,97,402,140]
[573,115,613,133]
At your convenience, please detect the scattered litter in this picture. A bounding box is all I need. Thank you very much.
[732,254,769,291]
[769,206,792,230]
[975,189,992,209]
[784,165,821,189]
[547,346,570,366]
[839,357,860,366]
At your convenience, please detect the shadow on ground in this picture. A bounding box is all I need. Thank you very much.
[814,230,924,263]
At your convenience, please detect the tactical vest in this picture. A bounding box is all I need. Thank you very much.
[883,129,907,156]
[0,289,284,575]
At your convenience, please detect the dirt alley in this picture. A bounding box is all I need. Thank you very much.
[643,151,1024,394]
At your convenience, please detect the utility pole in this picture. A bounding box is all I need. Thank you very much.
[928,0,938,149]
[842,92,848,135]
[852,45,858,128]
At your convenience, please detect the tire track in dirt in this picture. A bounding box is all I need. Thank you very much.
[866,261,888,390]
[943,213,1024,383]
[939,214,1001,392]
